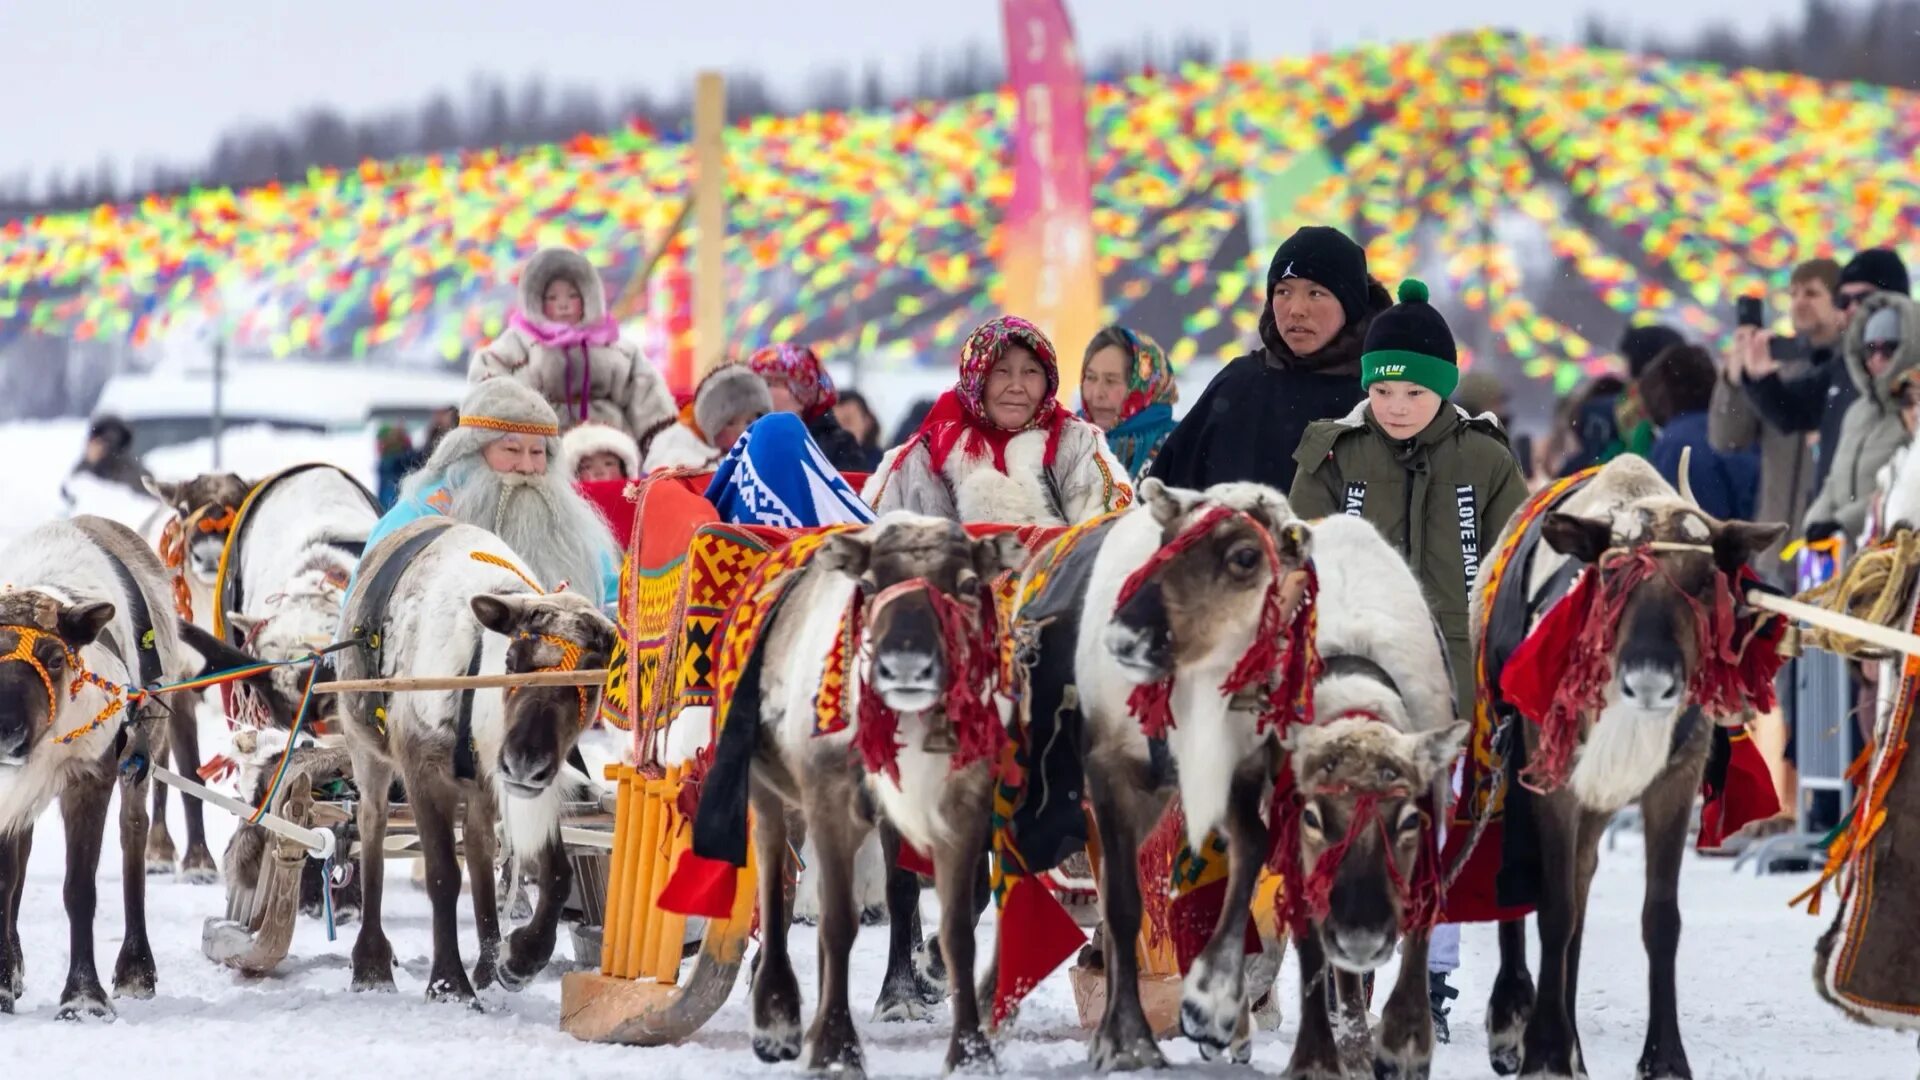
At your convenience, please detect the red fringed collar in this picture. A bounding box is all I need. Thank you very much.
[841,576,1005,783]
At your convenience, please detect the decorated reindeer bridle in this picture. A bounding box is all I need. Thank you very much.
[158,502,239,622]
[0,622,135,746]
[1515,538,1784,794]
[1112,504,1320,739]
[834,573,1003,783]
[468,551,601,727]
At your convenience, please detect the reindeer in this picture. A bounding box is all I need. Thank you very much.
[0,517,201,1018]
[737,513,1025,1076]
[1064,479,1312,1069]
[329,519,616,1003]
[1475,455,1782,1080]
[139,472,250,882]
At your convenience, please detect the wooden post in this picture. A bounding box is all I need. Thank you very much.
[693,72,727,379]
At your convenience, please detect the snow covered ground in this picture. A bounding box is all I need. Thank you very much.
[1,419,1913,1077]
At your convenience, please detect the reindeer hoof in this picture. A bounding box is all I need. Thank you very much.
[496,956,545,992]
[112,958,156,1001]
[1634,1050,1690,1080]
[56,987,115,1022]
[873,994,933,1023]
[946,1031,998,1075]
[1489,1028,1524,1075]
[425,976,478,1006]
[752,1020,803,1063]
[1372,1054,1431,1080]
[180,847,220,884]
[914,937,949,999]
[351,936,396,992]
[1280,1065,1344,1080]
[1088,1028,1167,1072]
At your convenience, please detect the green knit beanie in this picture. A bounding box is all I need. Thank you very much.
[1361,279,1460,398]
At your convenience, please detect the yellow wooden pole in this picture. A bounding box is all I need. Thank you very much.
[601,766,634,974]
[693,71,727,379]
[641,776,675,979]
[651,766,689,983]
[624,776,664,978]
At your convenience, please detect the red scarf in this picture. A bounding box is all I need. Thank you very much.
[910,389,1071,475]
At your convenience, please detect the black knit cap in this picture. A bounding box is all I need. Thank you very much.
[1618,324,1685,378]
[1361,280,1460,397]
[1266,225,1371,326]
[1841,248,1911,297]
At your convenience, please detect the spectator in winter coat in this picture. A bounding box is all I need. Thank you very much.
[374,424,421,510]
[1642,344,1760,523]
[746,343,870,474]
[831,390,885,471]
[469,246,676,448]
[640,364,774,473]
[1149,226,1392,492]
[1741,248,1911,496]
[69,415,153,495]
[866,315,1131,525]
[1557,325,1685,476]
[889,397,936,450]
[1711,258,1845,580]
[1803,292,1920,543]
[1078,325,1178,480]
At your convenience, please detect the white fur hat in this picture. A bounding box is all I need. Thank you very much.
[693,365,773,442]
[562,422,641,478]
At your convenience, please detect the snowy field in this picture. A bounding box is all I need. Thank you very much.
[3,419,1916,1077]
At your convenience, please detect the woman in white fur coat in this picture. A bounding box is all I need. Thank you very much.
[470,246,676,445]
[865,315,1132,525]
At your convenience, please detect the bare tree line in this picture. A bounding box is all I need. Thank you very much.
[0,32,1237,218]
[1584,0,1920,92]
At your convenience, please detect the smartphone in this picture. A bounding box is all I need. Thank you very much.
[1768,336,1800,360]
[1736,296,1765,328]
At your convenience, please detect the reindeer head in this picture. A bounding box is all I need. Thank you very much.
[470,591,616,798]
[1106,479,1312,685]
[1282,717,1467,972]
[148,473,250,584]
[815,515,1025,715]
[1540,501,1782,722]
[0,592,115,764]
[226,562,353,709]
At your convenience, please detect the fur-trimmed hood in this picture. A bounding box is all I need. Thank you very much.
[561,422,641,479]
[1843,290,1920,408]
[518,247,609,324]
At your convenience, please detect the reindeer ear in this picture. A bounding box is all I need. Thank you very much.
[1408,721,1470,785]
[1276,518,1312,567]
[1711,520,1787,574]
[971,532,1027,579]
[1140,478,1188,529]
[143,477,181,505]
[1540,512,1613,563]
[815,531,872,579]
[57,601,116,647]
[471,593,529,635]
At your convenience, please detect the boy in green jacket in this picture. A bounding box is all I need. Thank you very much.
[1287,279,1528,1039]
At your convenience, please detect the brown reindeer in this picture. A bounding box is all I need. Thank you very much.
[1476,456,1782,1080]
[142,471,250,882]
[332,520,615,1003]
[738,514,1024,1076]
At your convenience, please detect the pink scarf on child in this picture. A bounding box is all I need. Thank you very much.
[509,310,622,423]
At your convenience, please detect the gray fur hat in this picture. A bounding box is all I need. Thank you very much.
[519,247,609,323]
[693,365,773,442]
[422,377,561,474]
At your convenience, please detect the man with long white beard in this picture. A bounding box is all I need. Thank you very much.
[362,378,619,605]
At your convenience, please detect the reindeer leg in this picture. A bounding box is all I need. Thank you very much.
[751,783,803,1063]
[1085,773,1166,1072]
[1635,755,1705,1080]
[111,765,158,999]
[350,753,397,992]
[1487,918,1536,1075]
[873,820,934,1021]
[145,739,178,875]
[1519,794,1581,1079]
[410,781,477,1005]
[1180,765,1268,1061]
[801,782,868,1078]
[499,806,572,990]
[1282,929,1343,1080]
[937,815,996,1074]
[56,776,113,1020]
[169,701,218,883]
[0,829,28,1012]
[1375,928,1434,1080]
[466,786,503,991]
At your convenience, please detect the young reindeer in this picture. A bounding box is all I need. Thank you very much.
[1080,479,1313,1069]
[1478,455,1782,1080]
[331,519,616,1003]
[0,517,199,1019]
[742,513,1025,1076]
[140,472,250,881]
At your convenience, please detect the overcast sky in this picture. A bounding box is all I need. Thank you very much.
[3,0,1818,184]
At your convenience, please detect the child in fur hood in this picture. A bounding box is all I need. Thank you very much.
[865,315,1132,525]
[470,246,676,446]
[563,422,642,483]
[640,364,773,473]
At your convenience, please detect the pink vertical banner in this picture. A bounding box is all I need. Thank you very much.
[999,0,1103,391]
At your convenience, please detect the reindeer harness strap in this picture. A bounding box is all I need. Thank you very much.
[844,575,1003,783]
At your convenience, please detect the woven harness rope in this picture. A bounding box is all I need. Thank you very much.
[849,575,1002,783]
[470,550,550,595]
[0,623,131,746]
[466,551,596,725]
[1795,529,1920,659]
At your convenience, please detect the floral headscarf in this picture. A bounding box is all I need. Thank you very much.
[1079,325,1178,424]
[908,315,1071,474]
[747,343,837,421]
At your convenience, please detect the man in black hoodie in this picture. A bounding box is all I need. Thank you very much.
[1148,225,1393,491]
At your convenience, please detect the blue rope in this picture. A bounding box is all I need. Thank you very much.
[320,855,338,942]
